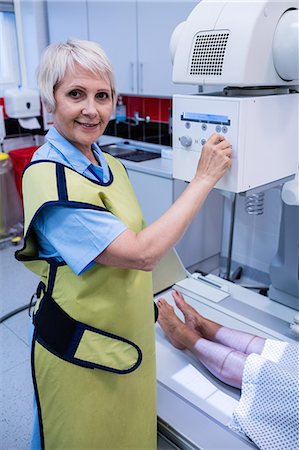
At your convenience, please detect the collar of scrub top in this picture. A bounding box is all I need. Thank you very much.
[45,126,111,183]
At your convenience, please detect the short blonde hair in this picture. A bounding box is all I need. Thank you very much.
[37,39,116,111]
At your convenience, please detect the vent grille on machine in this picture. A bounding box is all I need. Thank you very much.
[189,31,230,76]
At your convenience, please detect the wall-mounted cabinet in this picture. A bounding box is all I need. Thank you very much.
[87,1,138,94]
[46,0,89,42]
[46,0,199,96]
[136,0,199,96]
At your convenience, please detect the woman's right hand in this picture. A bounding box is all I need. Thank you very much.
[194,133,232,185]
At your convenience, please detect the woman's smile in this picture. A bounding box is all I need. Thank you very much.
[76,121,100,127]
[75,120,101,129]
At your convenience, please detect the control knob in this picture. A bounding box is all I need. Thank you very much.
[180,135,192,147]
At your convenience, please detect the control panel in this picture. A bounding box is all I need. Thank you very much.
[179,111,231,148]
[172,93,299,193]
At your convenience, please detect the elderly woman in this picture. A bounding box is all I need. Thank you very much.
[16,39,232,449]
[157,291,298,450]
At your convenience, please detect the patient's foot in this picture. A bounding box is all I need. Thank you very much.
[157,298,199,350]
[172,290,221,341]
[172,290,205,333]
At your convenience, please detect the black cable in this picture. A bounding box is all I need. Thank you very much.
[0,301,36,324]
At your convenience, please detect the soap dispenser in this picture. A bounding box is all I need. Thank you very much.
[115,95,126,122]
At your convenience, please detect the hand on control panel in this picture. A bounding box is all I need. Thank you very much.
[194,133,232,186]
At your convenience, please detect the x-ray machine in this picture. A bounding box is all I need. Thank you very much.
[154,1,299,448]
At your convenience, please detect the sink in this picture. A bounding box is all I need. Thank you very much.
[101,142,161,162]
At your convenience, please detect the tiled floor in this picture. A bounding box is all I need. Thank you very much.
[0,243,39,449]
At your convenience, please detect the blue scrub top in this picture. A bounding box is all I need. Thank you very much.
[32,127,127,275]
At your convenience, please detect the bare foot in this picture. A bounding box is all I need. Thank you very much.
[157,298,186,349]
[172,290,221,341]
[172,290,205,334]
[157,298,199,350]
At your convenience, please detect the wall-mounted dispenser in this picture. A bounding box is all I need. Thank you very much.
[4,87,40,119]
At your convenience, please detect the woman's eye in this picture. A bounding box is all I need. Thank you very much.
[69,90,81,98]
[97,92,110,100]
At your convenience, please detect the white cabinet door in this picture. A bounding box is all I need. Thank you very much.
[127,169,173,224]
[137,0,199,96]
[46,0,89,42]
[88,0,199,96]
[88,0,138,94]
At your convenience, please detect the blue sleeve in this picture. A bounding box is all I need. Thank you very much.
[33,205,127,276]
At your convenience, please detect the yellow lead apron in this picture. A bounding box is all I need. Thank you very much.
[16,155,157,449]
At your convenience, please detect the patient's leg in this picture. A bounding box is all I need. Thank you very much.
[172,290,265,355]
[157,298,246,388]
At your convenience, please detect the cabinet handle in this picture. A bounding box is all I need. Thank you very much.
[130,62,135,92]
[139,62,143,93]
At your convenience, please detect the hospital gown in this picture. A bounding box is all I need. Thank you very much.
[229,339,298,450]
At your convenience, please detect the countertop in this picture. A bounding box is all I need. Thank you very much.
[98,135,174,179]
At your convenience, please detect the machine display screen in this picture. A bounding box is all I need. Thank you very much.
[181,112,230,125]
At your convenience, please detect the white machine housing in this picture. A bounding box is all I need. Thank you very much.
[173,92,299,192]
[171,0,299,87]
[171,0,299,193]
